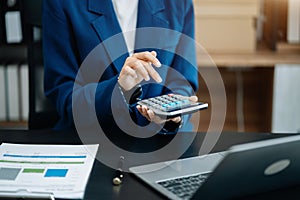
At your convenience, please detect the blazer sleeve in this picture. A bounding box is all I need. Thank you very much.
[43,0,130,130]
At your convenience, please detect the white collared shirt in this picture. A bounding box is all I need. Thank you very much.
[112,0,139,55]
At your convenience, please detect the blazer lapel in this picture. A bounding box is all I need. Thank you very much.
[88,0,129,73]
[136,0,168,29]
[135,0,169,51]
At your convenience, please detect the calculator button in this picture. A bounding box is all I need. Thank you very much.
[169,102,176,107]
[165,96,173,101]
[175,101,182,105]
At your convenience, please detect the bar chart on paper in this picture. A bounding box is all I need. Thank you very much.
[0,143,99,199]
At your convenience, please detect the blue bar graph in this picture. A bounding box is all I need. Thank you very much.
[3,154,86,159]
[44,169,68,177]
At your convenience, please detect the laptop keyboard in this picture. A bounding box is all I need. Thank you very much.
[157,172,211,200]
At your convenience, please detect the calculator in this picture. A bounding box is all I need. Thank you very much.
[137,94,208,117]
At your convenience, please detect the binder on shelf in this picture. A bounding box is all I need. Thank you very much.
[7,64,20,121]
[0,64,29,122]
[20,64,29,120]
[288,0,300,43]
[0,65,7,121]
[5,11,23,44]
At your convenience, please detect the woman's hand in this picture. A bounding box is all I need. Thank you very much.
[118,51,162,91]
[137,95,198,125]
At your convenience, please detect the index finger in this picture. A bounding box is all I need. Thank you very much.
[133,52,161,67]
[142,61,162,83]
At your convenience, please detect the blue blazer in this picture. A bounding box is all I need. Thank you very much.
[43,0,198,134]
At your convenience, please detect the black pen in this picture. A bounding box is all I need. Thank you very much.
[112,156,125,186]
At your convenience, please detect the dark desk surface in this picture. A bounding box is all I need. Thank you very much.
[0,129,299,200]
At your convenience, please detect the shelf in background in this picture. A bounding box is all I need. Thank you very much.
[198,42,300,68]
[0,121,28,130]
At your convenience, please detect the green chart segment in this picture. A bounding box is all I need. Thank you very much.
[22,168,45,173]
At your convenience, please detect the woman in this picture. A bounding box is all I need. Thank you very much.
[43,0,198,147]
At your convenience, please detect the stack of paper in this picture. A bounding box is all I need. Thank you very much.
[0,143,99,199]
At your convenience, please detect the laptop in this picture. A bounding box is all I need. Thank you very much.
[129,135,300,200]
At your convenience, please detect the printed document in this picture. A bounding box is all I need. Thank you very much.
[0,143,99,199]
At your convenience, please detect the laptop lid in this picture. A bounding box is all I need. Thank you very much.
[130,135,300,200]
[192,134,300,200]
